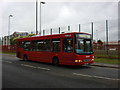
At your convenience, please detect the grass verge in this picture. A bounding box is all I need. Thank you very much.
[95,54,118,59]
[94,58,120,64]
[1,52,16,55]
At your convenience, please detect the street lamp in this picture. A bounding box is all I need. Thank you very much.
[8,14,13,45]
[39,1,45,36]
[36,0,38,35]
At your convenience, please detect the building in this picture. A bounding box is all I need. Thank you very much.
[104,42,119,50]
[2,36,9,45]
[12,31,28,37]
[93,41,119,51]
[2,31,29,45]
[0,37,2,45]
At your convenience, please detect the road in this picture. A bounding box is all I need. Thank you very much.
[2,54,119,88]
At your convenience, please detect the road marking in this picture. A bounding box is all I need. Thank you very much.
[21,64,37,68]
[73,73,120,81]
[3,61,12,63]
[37,67,50,71]
[21,64,50,71]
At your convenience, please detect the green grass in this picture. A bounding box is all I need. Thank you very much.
[1,52,16,55]
[95,54,118,59]
[94,50,119,59]
[94,58,120,64]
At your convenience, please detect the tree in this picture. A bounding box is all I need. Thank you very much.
[97,40,103,44]
[10,34,36,45]
[97,40,103,49]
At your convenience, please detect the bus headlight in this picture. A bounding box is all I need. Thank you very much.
[79,60,82,62]
[75,60,78,62]
[75,60,82,62]
[91,59,94,61]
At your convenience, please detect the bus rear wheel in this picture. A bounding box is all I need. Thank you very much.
[23,55,28,61]
[52,57,59,66]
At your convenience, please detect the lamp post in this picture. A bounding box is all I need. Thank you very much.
[39,1,45,36]
[36,0,38,35]
[8,15,13,45]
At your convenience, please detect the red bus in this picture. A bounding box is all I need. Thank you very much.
[16,32,94,66]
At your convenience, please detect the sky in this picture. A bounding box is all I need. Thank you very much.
[0,0,119,42]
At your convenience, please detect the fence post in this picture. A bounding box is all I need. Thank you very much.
[79,24,81,32]
[50,28,52,35]
[68,26,70,31]
[91,22,94,40]
[59,27,60,34]
[43,30,45,36]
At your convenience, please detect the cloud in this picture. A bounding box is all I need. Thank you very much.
[1,1,118,42]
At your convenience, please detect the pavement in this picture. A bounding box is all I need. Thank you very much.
[92,62,120,69]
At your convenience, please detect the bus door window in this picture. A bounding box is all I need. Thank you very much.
[52,39,60,52]
[23,41,31,51]
[63,38,73,53]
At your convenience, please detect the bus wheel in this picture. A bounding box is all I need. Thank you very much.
[52,57,59,66]
[23,55,28,61]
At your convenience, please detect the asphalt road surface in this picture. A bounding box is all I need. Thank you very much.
[2,54,119,88]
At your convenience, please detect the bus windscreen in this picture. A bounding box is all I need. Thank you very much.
[75,34,93,55]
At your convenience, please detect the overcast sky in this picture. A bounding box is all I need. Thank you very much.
[0,0,119,42]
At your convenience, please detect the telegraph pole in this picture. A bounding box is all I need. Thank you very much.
[106,20,109,55]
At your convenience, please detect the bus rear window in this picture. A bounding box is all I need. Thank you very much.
[23,41,31,51]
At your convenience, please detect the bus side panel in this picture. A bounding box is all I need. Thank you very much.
[37,52,52,63]
[59,52,75,65]
[16,48,24,59]
[28,51,52,63]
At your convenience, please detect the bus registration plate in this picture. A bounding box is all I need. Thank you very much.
[84,59,91,62]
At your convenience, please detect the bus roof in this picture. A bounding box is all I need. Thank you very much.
[16,32,91,41]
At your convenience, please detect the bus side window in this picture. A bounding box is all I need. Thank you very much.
[23,41,31,51]
[32,40,50,51]
[32,41,37,51]
[52,39,60,52]
[44,39,50,51]
[18,41,24,48]
[63,38,73,53]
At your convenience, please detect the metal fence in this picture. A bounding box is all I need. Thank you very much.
[1,19,119,59]
[2,45,16,53]
[1,44,119,59]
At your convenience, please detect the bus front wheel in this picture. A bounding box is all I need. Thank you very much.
[52,57,59,66]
